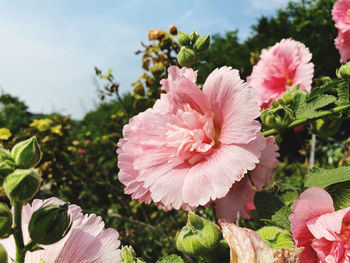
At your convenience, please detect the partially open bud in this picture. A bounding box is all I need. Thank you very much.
[177,31,191,47]
[193,35,210,53]
[0,244,7,263]
[3,169,41,203]
[0,203,12,238]
[261,105,294,129]
[11,137,41,169]
[176,212,221,256]
[189,31,199,43]
[337,62,350,79]
[29,203,72,245]
[177,47,196,68]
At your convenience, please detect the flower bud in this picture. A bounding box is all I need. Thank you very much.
[121,246,146,263]
[0,149,11,162]
[3,169,41,203]
[177,47,196,68]
[168,25,178,35]
[11,137,41,169]
[0,244,7,263]
[282,86,307,107]
[261,105,294,129]
[311,117,342,139]
[177,31,191,46]
[0,203,12,238]
[0,160,16,178]
[29,203,72,245]
[189,31,199,43]
[176,212,221,256]
[337,62,350,79]
[193,35,210,53]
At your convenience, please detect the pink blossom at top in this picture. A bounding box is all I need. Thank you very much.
[333,0,350,32]
[220,220,302,263]
[215,136,279,222]
[117,66,266,210]
[247,38,314,108]
[0,198,121,263]
[289,187,350,263]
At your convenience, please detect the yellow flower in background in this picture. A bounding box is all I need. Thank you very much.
[30,119,53,132]
[51,125,63,135]
[0,128,12,140]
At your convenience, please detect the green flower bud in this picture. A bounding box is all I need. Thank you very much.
[311,117,342,139]
[11,137,41,169]
[29,203,72,245]
[120,246,147,263]
[193,35,210,53]
[0,160,16,178]
[337,62,350,79]
[177,31,191,47]
[0,244,7,263]
[282,86,306,107]
[176,212,221,256]
[177,47,196,68]
[0,149,11,162]
[3,169,41,203]
[261,105,294,129]
[189,31,199,43]
[0,203,12,238]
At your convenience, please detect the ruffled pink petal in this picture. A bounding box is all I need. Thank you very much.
[248,38,314,107]
[335,30,350,63]
[250,136,279,191]
[289,187,335,262]
[332,0,350,32]
[203,67,261,145]
[216,176,255,222]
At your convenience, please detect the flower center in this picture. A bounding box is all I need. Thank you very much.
[166,103,216,165]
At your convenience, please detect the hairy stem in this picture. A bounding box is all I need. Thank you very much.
[13,202,25,263]
[263,104,350,137]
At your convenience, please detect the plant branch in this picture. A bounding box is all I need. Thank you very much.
[13,202,25,263]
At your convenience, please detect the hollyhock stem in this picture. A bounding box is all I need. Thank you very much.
[263,103,350,136]
[13,202,25,263]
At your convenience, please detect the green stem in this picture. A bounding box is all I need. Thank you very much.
[13,202,25,263]
[263,104,350,137]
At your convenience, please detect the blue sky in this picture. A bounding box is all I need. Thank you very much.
[0,0,291,119]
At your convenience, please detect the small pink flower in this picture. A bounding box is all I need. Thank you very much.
[78,148,86,154]
[220,220,302,262]
[117,66,266,210]
[333,0,350,32]
[215,137,279,222]
[0,198,121,263]
[247,39,314,108]
[335,30,350,63]
[289,187,350,263]
[84,139,91,145]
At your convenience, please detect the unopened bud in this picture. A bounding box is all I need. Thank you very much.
[168,25,178,35]
[3,169,41,203]
[11,137,41,169]
[193,35,210,53]
[282,86,307,107]
[176,212,220,256]
[189,31,199,43]
[0,203,12,238]
[0,160,16,178]
[0,149,11,162]
[0,244,7,263]
[177,47,196,68]
[29,203,72,245]
[261,105,294,129]
[177,31,191,46]
[337,62,350,79]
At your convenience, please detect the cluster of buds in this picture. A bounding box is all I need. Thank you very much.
[0,137,72,262]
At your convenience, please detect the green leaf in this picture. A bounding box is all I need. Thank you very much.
[254,191,284,219]
[336,81,350,106]
[264,206,292,231]
[294,93,337,120]
[256,226,294,249]
[304,166,350,188]
[327,182,350,210]
[309,79,343,100]
[156,255,184,263]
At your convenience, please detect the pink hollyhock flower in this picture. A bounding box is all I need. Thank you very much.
[215,136,279,222]
[332,0,350,32]
[289,187,350,263]
[220,220,302,263]
[0,198,121,263]
[247,38,314,108]
[335,30,350,63]
[78,148,86,154]
[117,66,266,210]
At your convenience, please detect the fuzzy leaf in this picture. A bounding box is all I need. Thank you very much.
[304,166,350,188]
[264,206,292,231]
[254,191,284,219]
[327,182,350,210]
[256,226,294,249]
[337,81,350,106]
[294,93,337,119]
